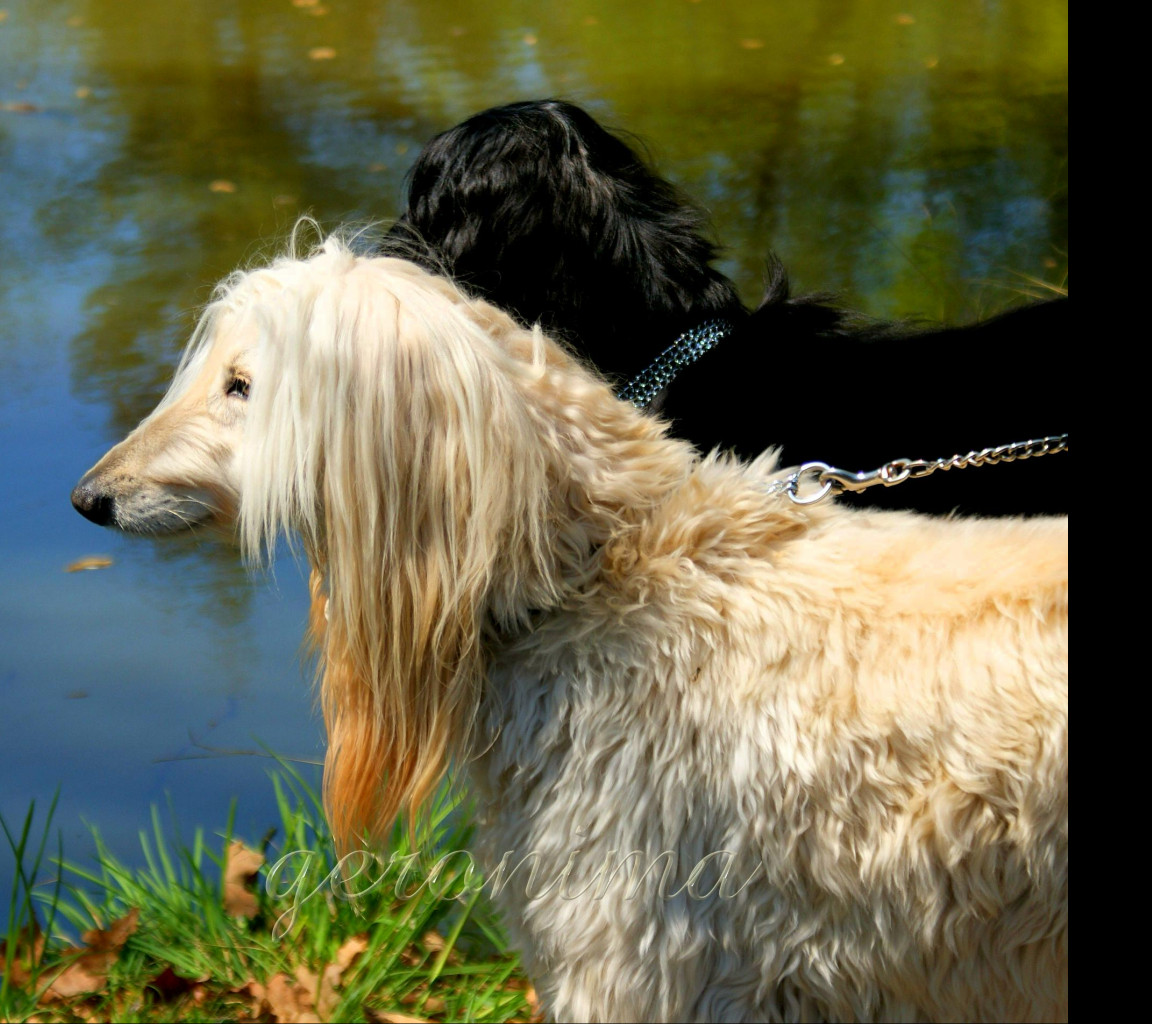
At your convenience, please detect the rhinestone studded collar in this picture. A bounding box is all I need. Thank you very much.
[615,319,736,409]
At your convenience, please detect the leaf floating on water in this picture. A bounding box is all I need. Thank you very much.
[828,53,846,65]
[896,13,916,24]
[309,46,337,60]
[739,38,765,49]
[292,0,319,6]
[924,55,939,68]
[66,555,113,572]
[209,179,237,193]
[2,100,40,113]
[523,34,538,45]
[75,85,91,98]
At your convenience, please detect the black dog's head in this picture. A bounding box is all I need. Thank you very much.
[388,99,743,381]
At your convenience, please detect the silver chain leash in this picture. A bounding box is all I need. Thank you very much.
[766,434,1069,506]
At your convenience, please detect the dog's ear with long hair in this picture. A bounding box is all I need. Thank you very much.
[237,252,555,846]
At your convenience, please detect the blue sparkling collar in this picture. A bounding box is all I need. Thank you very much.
[615,319,736,409]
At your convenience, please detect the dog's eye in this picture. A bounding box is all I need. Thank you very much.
[226,376,250,400]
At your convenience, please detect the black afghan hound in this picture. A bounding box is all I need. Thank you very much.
[386,99,1067,516]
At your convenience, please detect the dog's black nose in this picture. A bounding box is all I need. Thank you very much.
[71,482,115,526]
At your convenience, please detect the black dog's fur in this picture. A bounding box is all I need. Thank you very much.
[387,99,1067,516]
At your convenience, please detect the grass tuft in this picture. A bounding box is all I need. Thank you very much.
[1,762,535,1023]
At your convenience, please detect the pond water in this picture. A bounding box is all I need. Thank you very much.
[0,0,1066,915]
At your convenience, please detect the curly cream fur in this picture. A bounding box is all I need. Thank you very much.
[74,234,1068,1022]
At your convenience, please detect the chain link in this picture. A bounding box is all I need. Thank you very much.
[766,434,1069,506]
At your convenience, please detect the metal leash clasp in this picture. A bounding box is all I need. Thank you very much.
[782,461,906,504]
[817,461,911,492]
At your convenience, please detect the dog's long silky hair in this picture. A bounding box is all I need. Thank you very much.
[175,239,685,842]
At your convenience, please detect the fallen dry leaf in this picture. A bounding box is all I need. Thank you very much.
[223,840,264,918]
[523,34,537,45]
[420,930,445,954]
[896,13,916,24]
[334,934,369,970]
[266,971,321,1023]
[65,555,113,573]
[738,38,765,49]
[309,46,337,60]
[40,908,139,1004]
[376,1014,431,1024]
[828,53,846,65]
[0,919,45,988]
[316,934,369,1018]
[209,179,237,193]
[525,983,542,1020]
[83,907,140,953]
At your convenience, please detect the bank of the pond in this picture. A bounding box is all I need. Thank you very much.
[1,771,536,1024]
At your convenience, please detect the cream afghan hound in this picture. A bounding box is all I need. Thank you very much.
[72,233,1068,1023]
